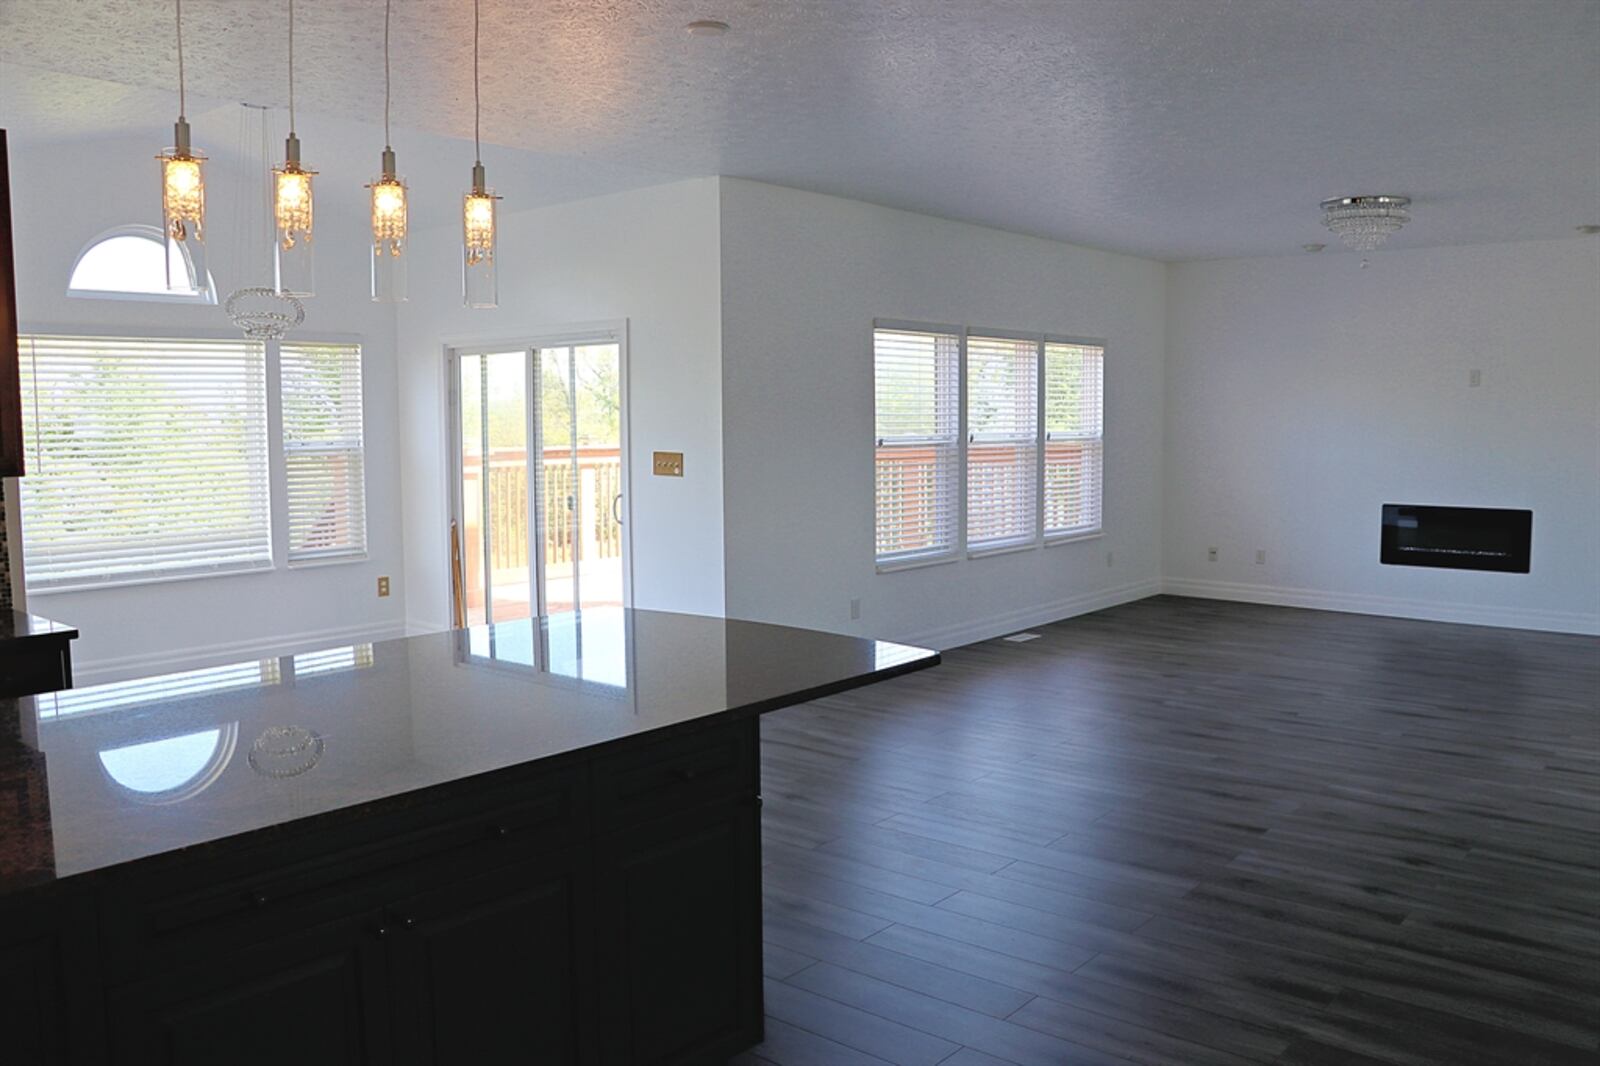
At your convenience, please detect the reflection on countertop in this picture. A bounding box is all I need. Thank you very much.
[0,608,937,896]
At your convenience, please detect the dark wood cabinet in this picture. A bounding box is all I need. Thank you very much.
[596,801,762,1066]
[0,613,77,699]
[0,893,104,1065]
[388,849,595,1066]
[6,717,764,1064]
[0,920,74,1064]
[106,913,390,1066]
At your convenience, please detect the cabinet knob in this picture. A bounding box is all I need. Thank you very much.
[400,915,417,930]
[492,823,511,839]
[248,891,270,909]
[676,767,701,782]
[374,925,391,938]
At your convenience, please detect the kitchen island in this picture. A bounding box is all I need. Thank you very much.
[0,609,938,1065]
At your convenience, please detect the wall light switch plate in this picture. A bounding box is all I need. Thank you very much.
[1207,547,1218,562]
[377,576,391,597]
[653,451,684,477]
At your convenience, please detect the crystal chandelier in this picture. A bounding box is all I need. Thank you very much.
[462,0,501,309]
[1320,195,1411,252]
[226,104,304,340]
[368,0,408,302]
[273,0,316,297]
[157,0,207,290]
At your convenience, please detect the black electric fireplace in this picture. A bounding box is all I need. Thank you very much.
[1381,504,1532,573]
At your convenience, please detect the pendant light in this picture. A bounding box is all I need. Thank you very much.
[273,0,315,297]
[462,0,500,309]
[157,0,207,291]
[368,0,408,302]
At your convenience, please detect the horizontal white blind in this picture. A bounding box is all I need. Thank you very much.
[1044,342,1104,536]
[35,659,281,719]
[281,342,367,561]
[874,327,959,563]
[19,335,271,590]
[966,335,1038,550]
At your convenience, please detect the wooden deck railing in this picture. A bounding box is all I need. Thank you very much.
[462,446,623,575]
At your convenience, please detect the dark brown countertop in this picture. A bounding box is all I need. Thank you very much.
[0,608,937,898]
[0,609,76,643]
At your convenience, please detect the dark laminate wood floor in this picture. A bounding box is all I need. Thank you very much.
[732,596,1600,1066]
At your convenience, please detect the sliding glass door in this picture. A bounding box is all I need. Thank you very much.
[451,338,627,626]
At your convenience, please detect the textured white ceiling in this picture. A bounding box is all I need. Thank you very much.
[2,0,1596,260]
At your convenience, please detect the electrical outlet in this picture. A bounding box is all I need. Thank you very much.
[377,576,391,597]
[1255,549,1266,565]
[849,597,861,620]
[1207,547,1218,562]
[1469,369,1482,387]
[1106,551,1114,568]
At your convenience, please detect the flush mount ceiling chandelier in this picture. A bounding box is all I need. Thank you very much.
[1320,195,1412,251]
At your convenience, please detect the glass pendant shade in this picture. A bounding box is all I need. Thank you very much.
[273,134,315,297]
[462,164,499,309]
[157,118,207,291]
[368,148,408,303]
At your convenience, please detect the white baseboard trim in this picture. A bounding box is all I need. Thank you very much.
[72,620,410,686]
[900,578,1163,650]
[403,616,453,637]
[1160,577,1600,636]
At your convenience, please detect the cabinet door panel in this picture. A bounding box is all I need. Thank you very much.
[391,851,593,1065]
[0,931,68,1063]
[596,801,761,1066]
[0,892,102,1065]
[108,914,388,1066]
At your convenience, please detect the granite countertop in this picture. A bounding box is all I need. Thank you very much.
[0,609,937,897]
[0,610,77,643]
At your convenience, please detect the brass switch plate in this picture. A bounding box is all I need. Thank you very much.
[377,576,391,597]
[653,451,684,477]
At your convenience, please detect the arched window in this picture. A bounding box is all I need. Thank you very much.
[67,224,216,304]
[98,723,239,805]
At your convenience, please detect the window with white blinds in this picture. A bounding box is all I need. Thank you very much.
[966,335,1039,551]
[281,342,367,562]
[1044,342,1104,538]
[19,335,272,590]
[874,327,960,565]
[872,323,1107,568]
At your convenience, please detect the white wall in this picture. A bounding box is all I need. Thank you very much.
[718,179,1167,649]
[1163,237,1600,634]
[7,117,408,678]
[395,178,725,630]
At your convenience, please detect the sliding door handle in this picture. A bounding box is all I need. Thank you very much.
[612,494,623,525]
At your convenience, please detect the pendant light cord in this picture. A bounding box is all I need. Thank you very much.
[175,0,186,118]
[383,0,392,150]
[287,0,296,134]
[473,0,481,166]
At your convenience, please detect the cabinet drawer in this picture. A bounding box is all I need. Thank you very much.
[99,769,585,979]
[593,721,755,830]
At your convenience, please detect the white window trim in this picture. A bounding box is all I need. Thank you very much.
[874,322,1108,572]
[964,327,1044,557]
[20,330,368,596]
[872,319,965,573]
[279,340,369,566]
[1042,333,1107,542]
